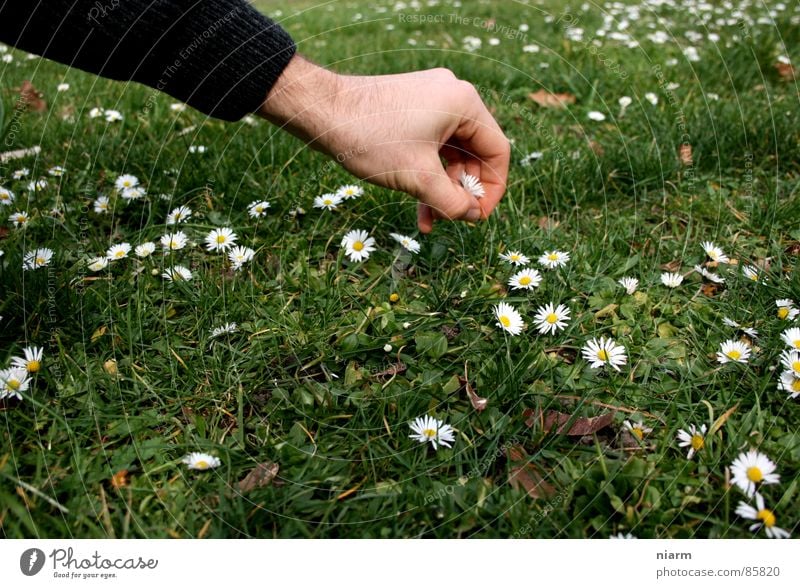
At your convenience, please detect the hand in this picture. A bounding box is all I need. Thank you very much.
[259,56,510,233]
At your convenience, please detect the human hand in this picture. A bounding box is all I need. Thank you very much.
[259,56,510,233]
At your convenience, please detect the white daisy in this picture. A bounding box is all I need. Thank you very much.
[694,265,725,283]
[87,256,109,271]
[742,265,761,282]
[493,302,525,336]
[587,110,606,121]
[48,166,66,177]
[735,494,790,539]
[618,276,639,294]
[228,246,255,270]
[27,179,47,192]
[57,83,70,92]
[499,250,530,266]
[781,327,800,350]
[9,211,29,227]
[538,250,570,269]
[121,186,146,201]
[115,174,139,191]
[459,171,485,198]
[161,231,189,251]
[701,241,729,263]
[10,346,44,374]
[313,193,342,210]
[336,184,364,200]
[779,350,800,377]
[722,317,740,328]
[22,248,53,271]
[730,449,780,497]
[408,415,456,450]
[341,229,376,263]
[610,532,636,539]
[520,151,543,166]
[210,323,238,338]
[205,228,237,252]
[248,200,271,217]
[644,92,659,106]
[778,370,800,399]
[0,187,16,205]
[389,233,421,254]
[170,103,187,113]
[135,242,156,258]
[104,109,123,122]
[660,272,683,288]
[188,145,207,154]
[89,107,104,119]
[181,452,221,470]
[0,367,31,400]
[166,205,192,225]
[106,243,131,261]
[623,420,652,441]
[581,336,627,371]
[533,303,570,335]
[93,196,110,214]
[508,268,542,290]
[776,299,799,321]
[161,266,193,282]
[676,424,707,459]
[12,169,29,180]
[716,339,751,364]
[618,96,633,109]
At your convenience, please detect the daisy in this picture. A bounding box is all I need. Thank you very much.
[644,92,659,106]
[779,350,800,377]
[336,184,364,199]
[520,151,543,166]
[660,272,683,287]
[730,449,780,497]
[11,346,44,373]
[115,174,139,191]
[778,370,800,399]
[89,107,104,119]
[701,241,729,263]
[48,166,66,177]
[313,193,342,210]
[166,205,192,225]
[538,250,570,269]
[27,179,47,192]
[610,532,636,539]
[581,337,627,371]
[775,299,799,321]
[93,196,110,214]
[161,231,189,251]
[742,265,761,282]
[499,250,530,266]
[181,452,221,470]
[341,229,376,263]
[104,110,123,122]
[205,228,237,252]
[781,327,800,350]
[493,302,525,336]
[121,186,146,201]
[248,200,271,217]
[618,277,639,294]
[508,268,542,290]
[676,424,707,459]
[459,171,485,198]
[533,303,570,335]
[12,169,29,179]
[228,246,255,270]
[716,339,751,364]
[161,266,193,282]
[722,317,740,329]
[587,111,606,121]
[22,248,53,271]
[170,103,187,113]
[0,187,15,205]
[9,211,29,227]
[57,83,70,92]
[210,322,238,338]
[618,96,632,109]
[106,243,131,261]
[694,265,725,283]
[408,415,456,450]
[735,494,791,539]
[389,233,421,254]
[0,368,31,400]
[87,257,108,271]
[135,242,156,258]
[188,145,207,154]
[623,420,652,441]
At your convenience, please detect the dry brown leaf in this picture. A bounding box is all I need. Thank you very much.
[17,81,47,112]
[103,359,118,375]
[784,242,800,256]
[506,445,556,499]
[528,89,576,109]
[679,143,693,166]
[660,259,682,272]
[709,404,738,436]
[458,376,487,412]
[237,461,279,493]
[700,282,720,297]
[775,62,796,81]
[372,362,407,379]
[110,469,130,489]
[524,408,614,436]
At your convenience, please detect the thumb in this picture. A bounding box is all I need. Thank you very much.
[408,160,482,230]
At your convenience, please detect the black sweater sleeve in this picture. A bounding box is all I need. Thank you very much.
[0,1,297,121]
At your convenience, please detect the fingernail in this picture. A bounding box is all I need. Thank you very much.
[465,208,481,222]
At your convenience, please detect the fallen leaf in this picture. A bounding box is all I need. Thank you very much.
[700,282,719,297]
[110,470,130,489]
[103,359,118,375]
[458,376,487,412]
[0,145,41,163]
[528,89,576,109]
[775,62,796,81]
[506,445,555,499]
[784,242,800,256]
[372,362,407,379]
[679,143,693,166]
[660,259,682,272]
[524,408,614,435]
[709,404,738,436]
[237,461,279,493]
[17,81,47,113]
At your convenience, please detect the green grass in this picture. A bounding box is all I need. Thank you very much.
[1,0,799,538]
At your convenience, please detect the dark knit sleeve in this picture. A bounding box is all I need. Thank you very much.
[0,1,297,121]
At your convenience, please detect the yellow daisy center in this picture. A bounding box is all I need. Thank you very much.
[749,273,758,281]
[597,349,608,361]
[216,235,227,244]
[114,250,125,258]
[792,360,800,372]
[778,307,789,319]
[757,509,776,528]
[346,189,355,195]
[170,240,178,248]
[691,434,704,451]
[352,241,364,252]
[794,340,800,349]
[746,466,763,483]
[726,350,741,360]
[546,313,558,324]
[123,181,131,187]
[35,257,45,265]
[548,253,558,261]
[423,428,436,439]
[519,276,532,286]
[631,427,643,440]
[500,316,511,328]
[195,460,209,470]
[792,379,800,392]
[27,360,41,373]
[709,251,718,260]
[7,378,20,390]
[389,293,400,303]
[323,199,332,206]
[510,255,520,261]
[17,216,27,223]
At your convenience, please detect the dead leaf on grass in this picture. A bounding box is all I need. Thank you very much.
[237,461,279,493]
[523,408,614,435]
[506,445,555,499]
[528,89,576,109]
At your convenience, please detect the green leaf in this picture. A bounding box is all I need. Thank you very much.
[414,332,448,359]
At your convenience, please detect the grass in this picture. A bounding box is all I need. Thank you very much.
[1,0,799,538]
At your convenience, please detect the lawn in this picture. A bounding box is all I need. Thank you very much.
[1,0,799,539]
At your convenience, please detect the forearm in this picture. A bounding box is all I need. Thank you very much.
[0,0,296,121]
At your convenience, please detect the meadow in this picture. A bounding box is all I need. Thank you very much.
[1,0,799,538]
